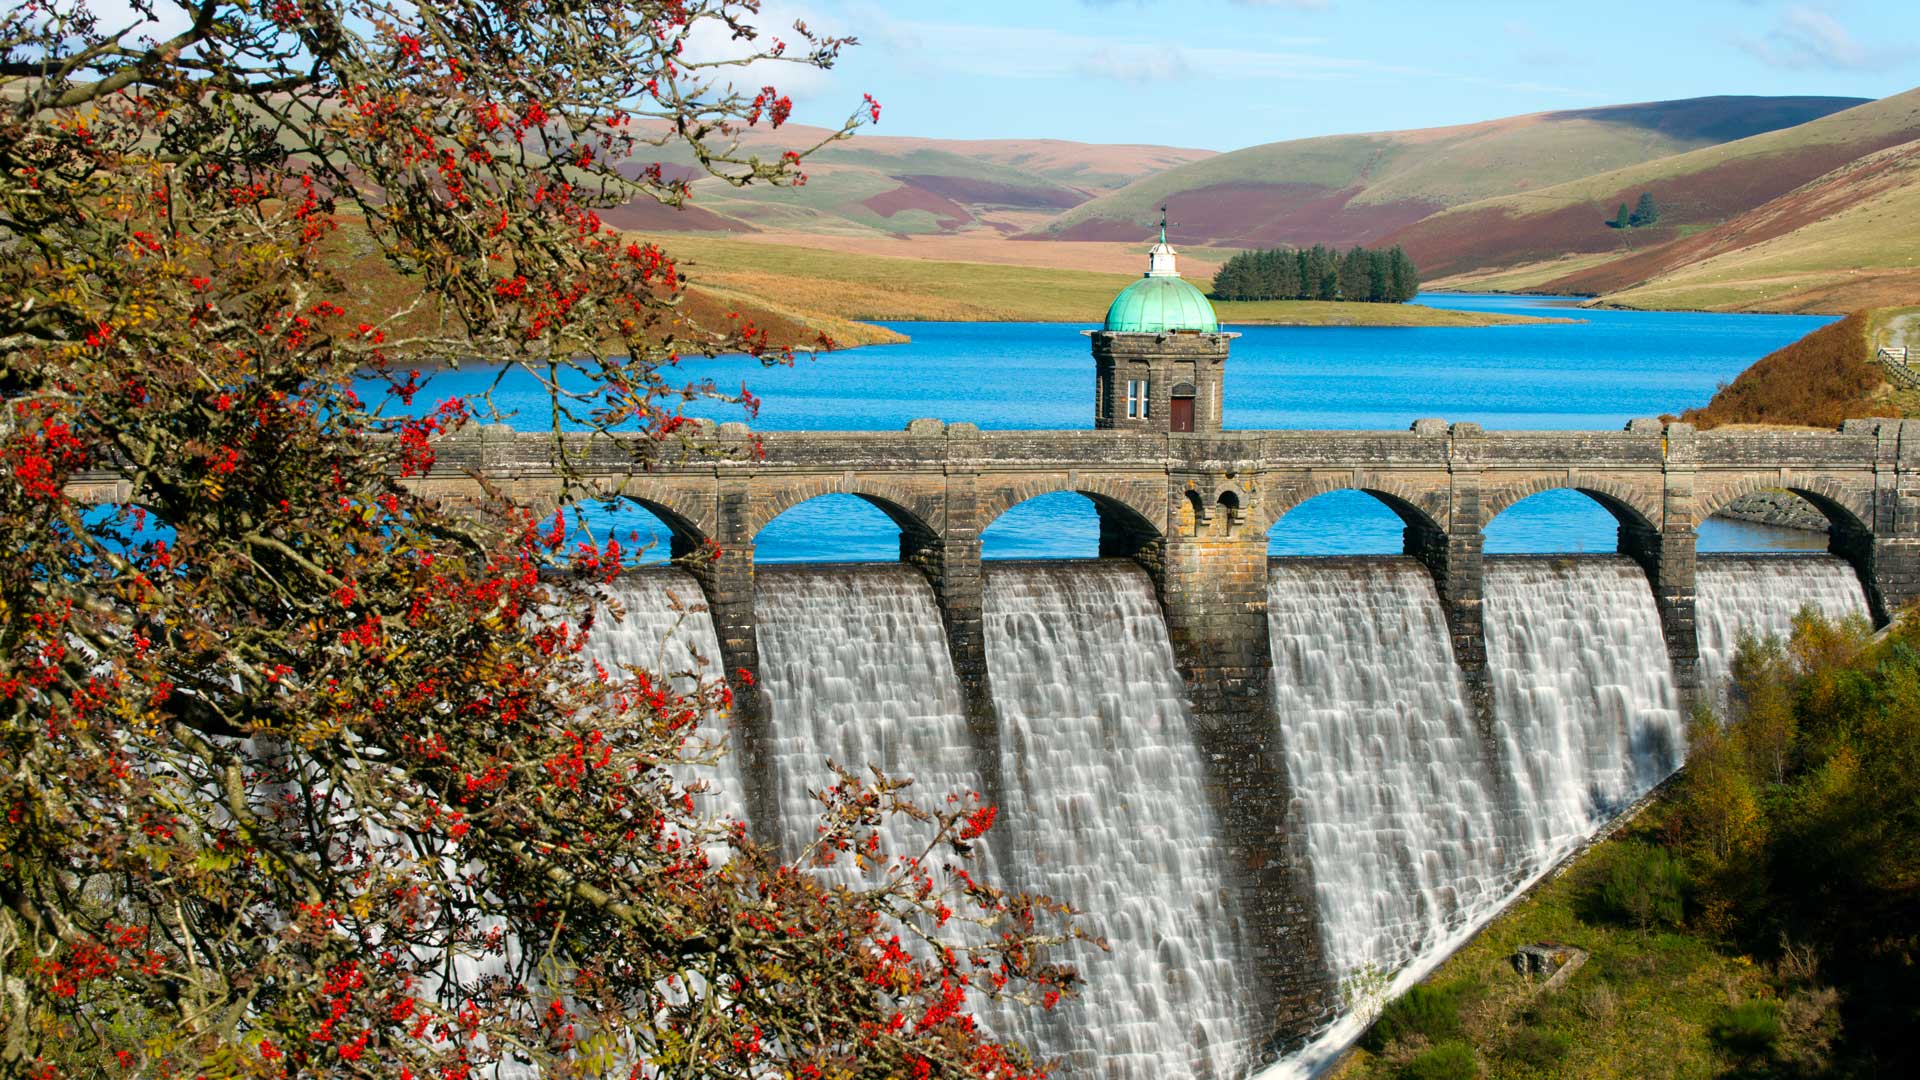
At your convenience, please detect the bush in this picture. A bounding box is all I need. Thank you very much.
[1365,984,1463,1052]
[1503,1025,1572,1067]
[1399,1040,1479,1080]
[1594,841,1690,930]
[1712,1000,1783,1062]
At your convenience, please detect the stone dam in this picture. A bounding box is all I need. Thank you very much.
[122,415,1876,1075]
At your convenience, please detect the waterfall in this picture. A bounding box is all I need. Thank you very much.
[1483,556,1684,858]
[753,565,990,875]
[1258,555,1690,1080]
[1697,555,1871,709]
[983,561,1258,1080]
[587,570,746,832]
[1266,559,1515,983]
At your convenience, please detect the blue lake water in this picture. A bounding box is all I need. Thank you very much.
[390,294,1840,561]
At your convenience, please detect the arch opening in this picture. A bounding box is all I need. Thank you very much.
[1267,488,1441,557]
[1483,487,1651,555]
[753,492,937,564]
[557,496,706,568]
[1700,486,1860,554]
[981,490,1163,562]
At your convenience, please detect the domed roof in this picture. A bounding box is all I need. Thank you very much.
[1104,275,1219,333]
[1102,212,1218,333]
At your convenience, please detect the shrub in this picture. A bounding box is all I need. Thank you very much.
[1504,1025,1572,1068]
[1365,984,1464,1052]
[1399,1040,1479,1080]
[1594,841,1690,930]
[1712,1000,1784,1062]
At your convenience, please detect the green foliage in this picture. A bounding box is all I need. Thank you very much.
[1502,1025,1572,1069]
[1593,841,1690,931]
[1629,191,1660,226]
[1364,983,1464,1052]
[1399,1040,1480,1080]
[1210,244,1419,302]
[1710,1000,1783,1062]
[1606,192,1660,229]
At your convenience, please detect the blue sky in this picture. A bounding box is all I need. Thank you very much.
[759,1,1920,149]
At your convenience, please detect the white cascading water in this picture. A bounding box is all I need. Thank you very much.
[1258,555,1691,1080]
[1696,554,1871,710]
[983,561,1258,1080]
[1482,557,1685,861]
[1266,559,1516,983]
[753,565,991,875]
[586,570,747,832]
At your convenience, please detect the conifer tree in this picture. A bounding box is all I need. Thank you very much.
[1338,247,1372,302]
[1611,202,1633,229]
[1629,191,1660,227]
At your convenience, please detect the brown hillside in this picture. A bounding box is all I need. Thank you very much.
[1391,90,1920,278]
[1680,313,1895,428]
[1540,140,1920,296]
[1041,95,1866,250]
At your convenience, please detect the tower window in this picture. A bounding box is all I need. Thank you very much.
[1126,379,1150,419]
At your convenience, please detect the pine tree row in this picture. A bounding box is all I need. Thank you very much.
[1208,244,1421,303]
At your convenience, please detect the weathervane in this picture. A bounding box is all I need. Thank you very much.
[1159,203,1169,244]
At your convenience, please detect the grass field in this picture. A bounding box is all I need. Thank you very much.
[1327,828,1783,1080]
[639,234,1567,327]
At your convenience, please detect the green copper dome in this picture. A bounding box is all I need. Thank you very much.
[1102,213,1219,332]
[1103,275,1219,333]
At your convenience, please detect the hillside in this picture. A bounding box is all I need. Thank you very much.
[1029,96,1864,248]
[614,123,1213,240]
[1570,139,1920,312]
[1678,308,1916,427]
[1395,89,1920,280]
[639,234,1566,327]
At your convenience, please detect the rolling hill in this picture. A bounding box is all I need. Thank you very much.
[1536,137,1920,312]
[1027,96,1865,248]
[613,123,1213,239]
[1394,89,1920,281]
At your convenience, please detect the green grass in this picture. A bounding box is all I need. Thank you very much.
[638,235,1569,327]
[1330,833,1783,1080]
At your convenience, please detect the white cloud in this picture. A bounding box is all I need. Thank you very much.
[1734,6,1899,71]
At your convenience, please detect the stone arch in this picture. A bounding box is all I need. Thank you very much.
[749,477,943,548]
[565,481,715,560]
[976,476,1168,539]
[1481,475,1660,531]
[1257,478,1447,538]
[1695,475,1872,536]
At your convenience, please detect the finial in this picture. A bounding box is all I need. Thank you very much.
[1159,204,1168,244]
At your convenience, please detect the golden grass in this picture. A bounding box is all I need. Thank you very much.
[639,233,1568,328]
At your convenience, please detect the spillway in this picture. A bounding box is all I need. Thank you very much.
[600,550,1886,1080]
[589,570,746,831]
[1696,554,1871,709]
[1482,557,1685,861]
[754,565,990,876]
[983,561,1259,1080]
[1266,559,1515,983]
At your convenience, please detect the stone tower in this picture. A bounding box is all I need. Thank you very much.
[1088,210,1238,432]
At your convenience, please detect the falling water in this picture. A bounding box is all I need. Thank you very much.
[1696,555,1871,709]
[753,565,991,874]
[587,569,746,830]
[983,561,1258,1080]
[1266,559,1516,982]
[1483,556,1685,858]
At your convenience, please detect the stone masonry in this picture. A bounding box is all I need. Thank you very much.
[70,415,1920,1047]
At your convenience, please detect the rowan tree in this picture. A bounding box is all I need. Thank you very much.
[0,2,1084,1077]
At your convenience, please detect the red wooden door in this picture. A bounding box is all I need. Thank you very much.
[1170,396,1195,432]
